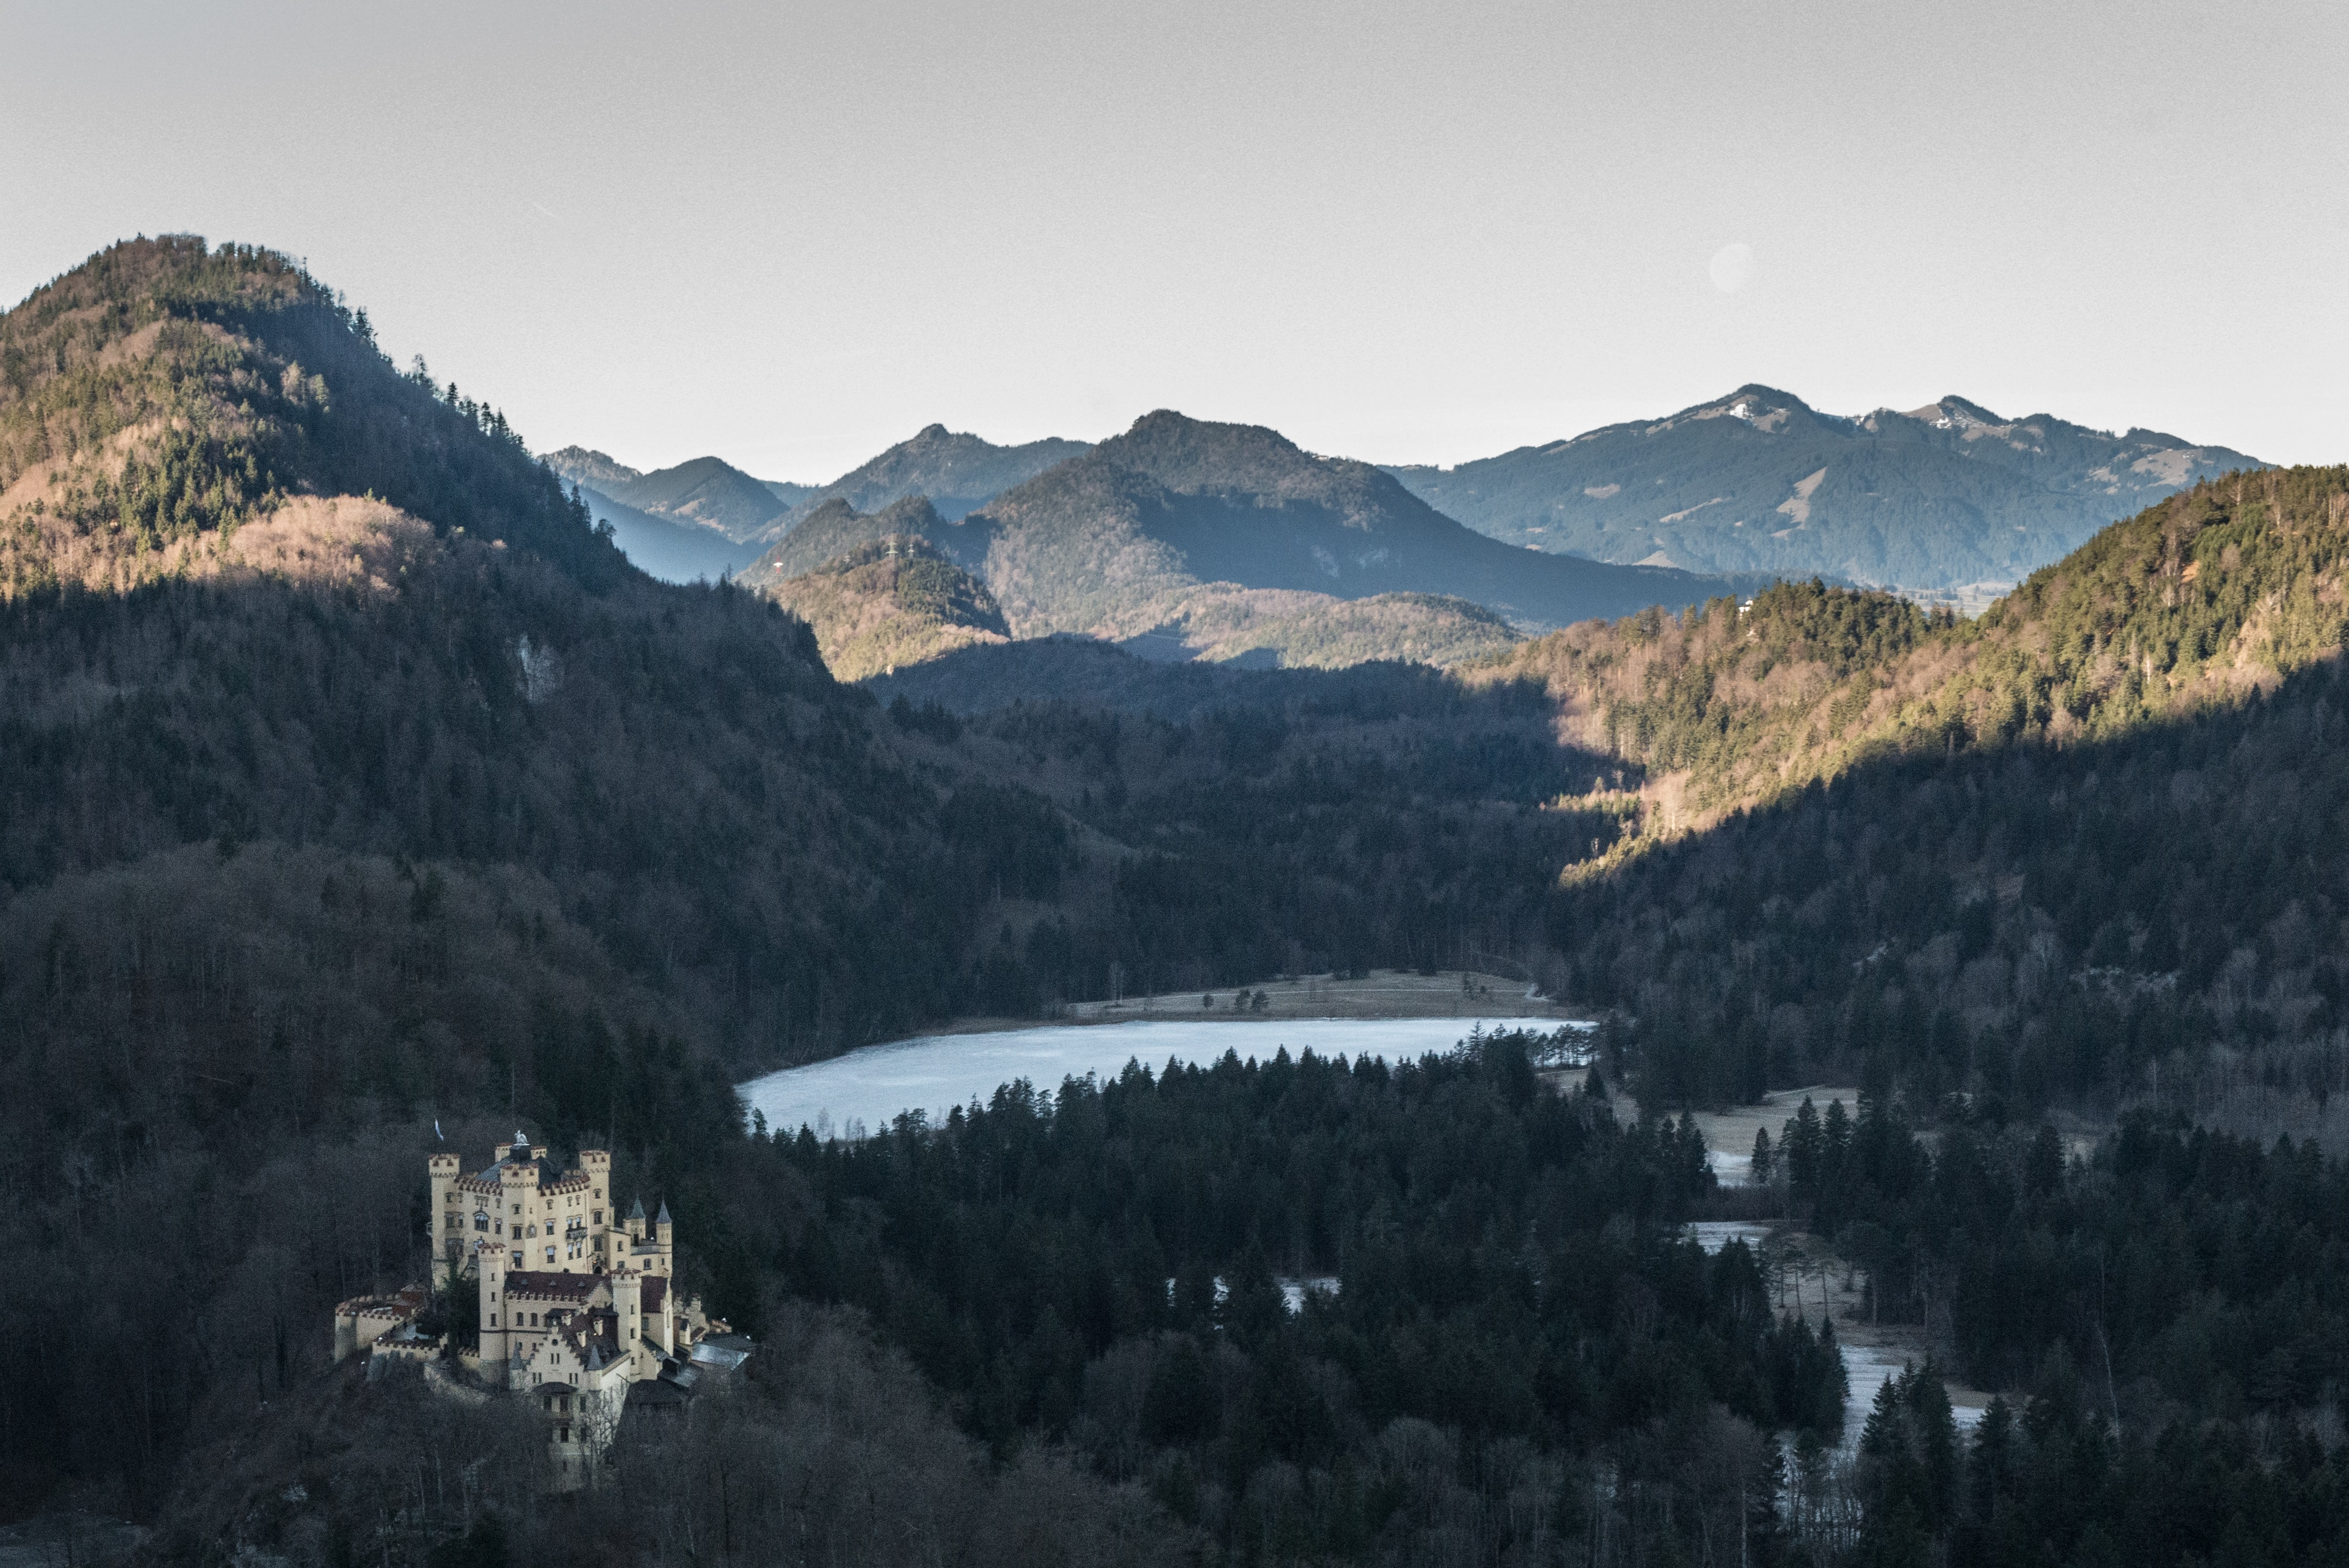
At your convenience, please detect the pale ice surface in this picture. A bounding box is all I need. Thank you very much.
[1683,1221,1986,1448]
[1705,1150,1753,1182]
[1686,1220,1773,1254]
[740,1017,1567,1140]
[1836,1339,1985,1451]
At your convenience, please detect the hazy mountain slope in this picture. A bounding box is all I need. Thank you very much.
[784,423,1090,525]
[968,410,1761,636]
[1390,385,2263,597]
[570,482,770,581]
[766,537,1011,680]
[747,486,1524,672]
[762,475,820,509]
[596,452,791,541]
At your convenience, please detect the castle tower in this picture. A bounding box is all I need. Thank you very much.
[428,1152,462,1270]
[626,1196,646,1240]
[479,1239,512,1382]
[503,1130,546,1270]
[655,1199,673,1250]
[613,1268,643,1364]
[579,1150,611,1228]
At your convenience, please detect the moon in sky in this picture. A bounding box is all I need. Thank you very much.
[1708,242,1755,295]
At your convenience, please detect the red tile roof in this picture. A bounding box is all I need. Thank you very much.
[505,1271,600,1302]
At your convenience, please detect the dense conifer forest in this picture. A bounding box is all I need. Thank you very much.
[7,238,2349,1566]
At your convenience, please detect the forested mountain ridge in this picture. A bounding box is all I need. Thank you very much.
[547,429,1073,586]
[744,484,1528,670]
[0,235,621,597]
[964,409,1762,639]
[1476,465,2349,829]
[763,535,1011,680]
[1390,384,2261,598]
[776,421,1091,526]
[741,492,968,583]
[1524,467,2349,1131]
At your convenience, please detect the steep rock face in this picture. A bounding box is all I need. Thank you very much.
[1388,384,2263,599]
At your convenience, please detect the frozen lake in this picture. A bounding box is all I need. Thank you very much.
[739,1017,1575,1139]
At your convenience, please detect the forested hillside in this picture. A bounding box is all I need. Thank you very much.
[762,536,1011,679]
[1389,385,2261,598]
[0,239,1620,1532]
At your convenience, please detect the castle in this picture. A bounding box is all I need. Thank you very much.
[337,1133,741,1475]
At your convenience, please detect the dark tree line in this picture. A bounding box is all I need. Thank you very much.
[757,1032,1847,1563]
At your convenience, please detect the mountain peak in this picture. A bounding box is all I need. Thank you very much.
[544,445,644,491]
[1097,410,1323,494]
[1384,383,2264,598]
[1,234,622,592]
[593,454,787,543]
[785,427,1091,526]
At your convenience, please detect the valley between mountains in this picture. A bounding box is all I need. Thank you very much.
[6,236,2347,1567]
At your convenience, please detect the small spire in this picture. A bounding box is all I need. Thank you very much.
[629,1195,645,1220]
[655,1200,672,1226]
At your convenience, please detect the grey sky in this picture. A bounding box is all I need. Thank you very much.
[5,0,2341,481]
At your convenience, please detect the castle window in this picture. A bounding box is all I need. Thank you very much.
[490,1313,497,1326]
[473,1212,488,1231]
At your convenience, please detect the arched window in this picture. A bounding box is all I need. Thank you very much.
[473,1210,489,1231]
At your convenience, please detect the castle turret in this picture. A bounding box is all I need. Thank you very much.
[655,1199,673,1249]
[579,1149,612,1243]
[479,1240,512,1383]
[627,1196,646,1240]
[428,1152,462,1269]
[613,1268,643,1365]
